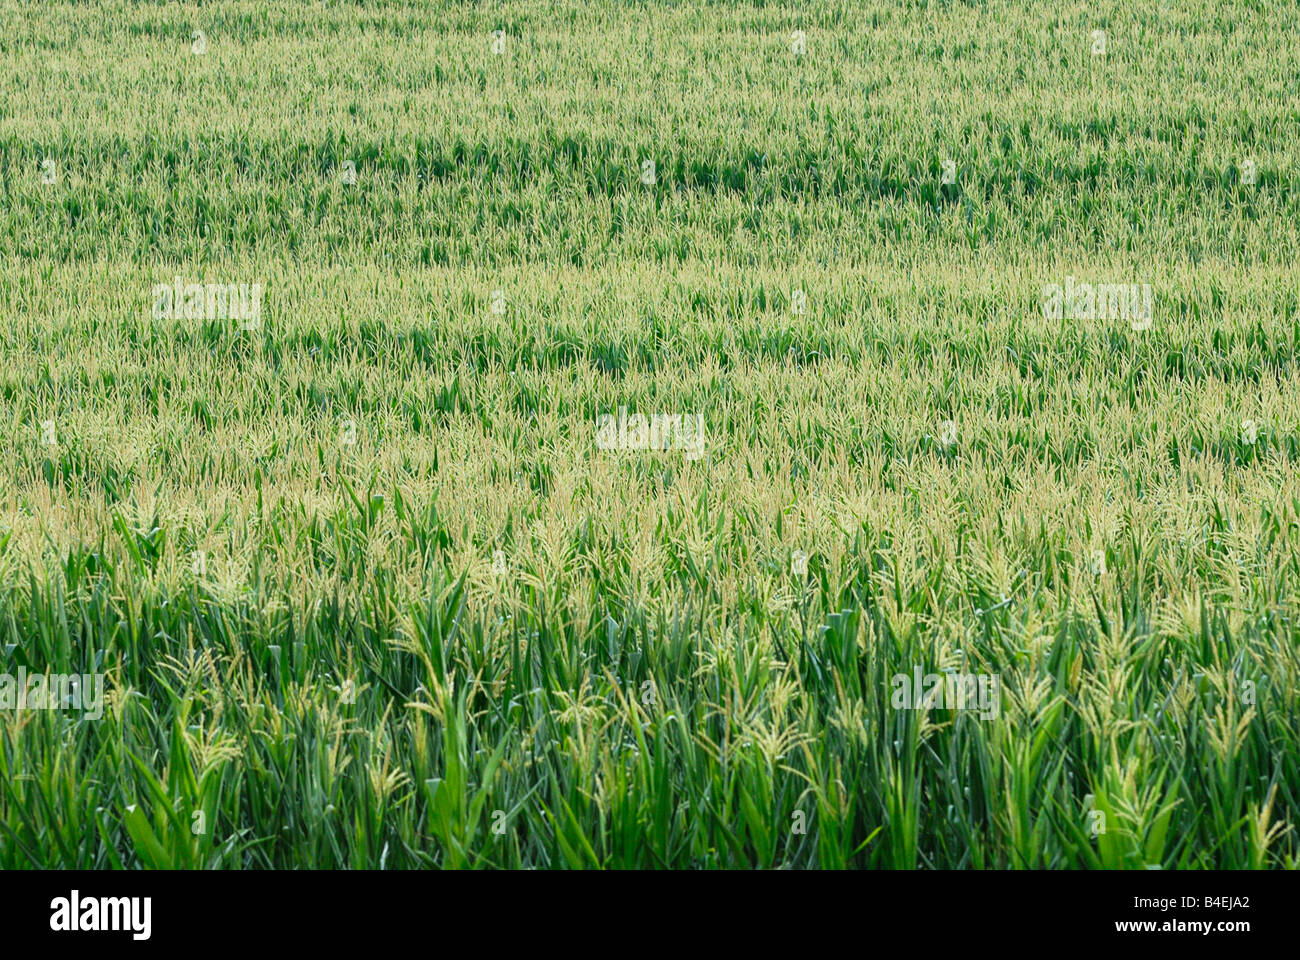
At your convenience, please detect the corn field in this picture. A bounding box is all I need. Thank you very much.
[0,0,1298,869]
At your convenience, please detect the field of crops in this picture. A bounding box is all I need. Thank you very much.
[1,1,1298,869]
